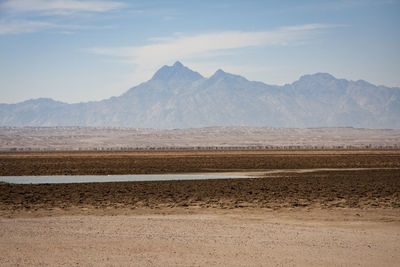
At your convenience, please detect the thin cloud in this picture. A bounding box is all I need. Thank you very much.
[89,24,341,70]
[0,19,110,35]
[0,0,126,14]
[0,20,55,34]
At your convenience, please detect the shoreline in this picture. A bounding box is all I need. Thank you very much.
[2,169,399,218]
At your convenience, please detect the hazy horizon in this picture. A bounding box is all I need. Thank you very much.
[1,0,399,104]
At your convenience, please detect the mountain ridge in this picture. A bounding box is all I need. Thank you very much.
[1,62,399,129]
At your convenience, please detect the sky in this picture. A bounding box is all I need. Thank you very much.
[0,0,399,104]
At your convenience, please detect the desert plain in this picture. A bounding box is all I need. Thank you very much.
[1,149,400,266]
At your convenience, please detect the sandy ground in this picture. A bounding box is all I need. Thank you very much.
[0,209,399,266]
[1,150,399,266]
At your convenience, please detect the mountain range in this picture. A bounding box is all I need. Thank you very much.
[1,61,399,129]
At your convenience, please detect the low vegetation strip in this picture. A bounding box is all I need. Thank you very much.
[1,127,400,151]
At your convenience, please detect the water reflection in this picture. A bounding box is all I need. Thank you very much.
[0,174,249,184]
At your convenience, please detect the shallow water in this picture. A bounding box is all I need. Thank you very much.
[1,168,391,184]
[0,174,250,184]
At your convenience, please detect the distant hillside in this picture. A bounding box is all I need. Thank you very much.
[1,61,399,128]
[1,126,399,151]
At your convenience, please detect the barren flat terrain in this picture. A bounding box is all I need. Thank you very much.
[1,150,399,266]
[1,210,400,266]
[1,149,400,176]
[1,169,399,215]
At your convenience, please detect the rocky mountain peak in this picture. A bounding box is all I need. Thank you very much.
[298,73,336,83]
[209,69,246,82]
[173,61,183,67]
[0,63,399,129]
[151,61,203,82]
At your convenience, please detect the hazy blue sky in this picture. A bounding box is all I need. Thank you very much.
[0,0,399,103]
